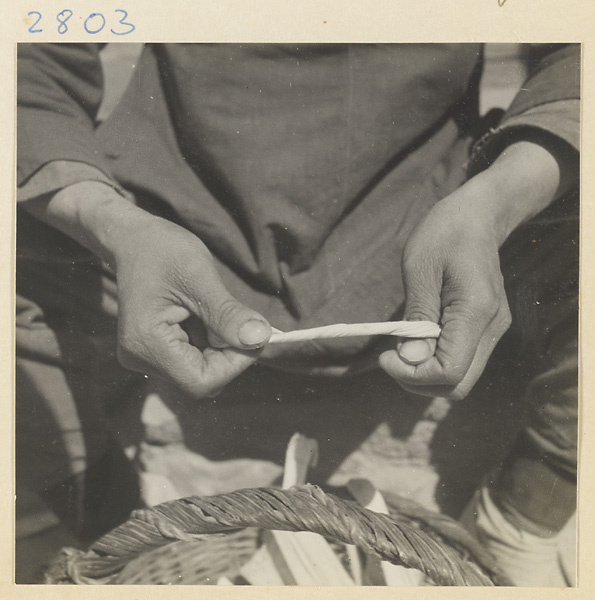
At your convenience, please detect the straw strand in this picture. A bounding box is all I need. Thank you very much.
[268,321,440,344]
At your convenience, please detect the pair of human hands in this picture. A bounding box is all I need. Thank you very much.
[50,142,558,402]
[110,184,511,402]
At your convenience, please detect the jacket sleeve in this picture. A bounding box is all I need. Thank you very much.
[17,43,115,187]
[469,44,580,175]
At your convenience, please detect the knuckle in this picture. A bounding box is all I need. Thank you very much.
[403,253,438,286]
[117,330,137,359]
[180,378,210,399]
[446,387,469,402]
[500,305,513,330]
[211,297,244,330]
[489,305,512,341]
[496,317,512,339]
[193,375,232,400]
[117,321,153,369]
[401,252,419,275]
[471,288,499,316]
[405,299,440,323]
[116,342,141,370]
[440,365,466,387]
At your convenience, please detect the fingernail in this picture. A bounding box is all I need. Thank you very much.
[398,339,434,365]
[238,320,269,346]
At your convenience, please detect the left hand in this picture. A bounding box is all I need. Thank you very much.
[378,185,512,400]
[380,141,576,400]
[379,140,566,400]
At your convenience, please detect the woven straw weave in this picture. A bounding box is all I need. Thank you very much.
[46,484,511,586]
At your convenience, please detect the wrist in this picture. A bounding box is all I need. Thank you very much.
[456,141,562,246]
[31,180,150,267]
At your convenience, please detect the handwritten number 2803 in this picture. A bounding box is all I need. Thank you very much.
[27,9,136,35]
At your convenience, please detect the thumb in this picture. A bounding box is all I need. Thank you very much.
[202,294,271,350]
[186,269,271,349]
[205,305,271,350]
[398,258,442,365]
[397,337,437,366]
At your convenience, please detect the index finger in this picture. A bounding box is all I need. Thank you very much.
[380,301,497,389]
[119,321,260,398]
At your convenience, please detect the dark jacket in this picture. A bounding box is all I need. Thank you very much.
[17,43,580,352]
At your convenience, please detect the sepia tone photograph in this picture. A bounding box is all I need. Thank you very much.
[15,41,579,587]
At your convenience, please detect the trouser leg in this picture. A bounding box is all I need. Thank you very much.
[490,335,577,536]
[490,190,579,536]
[16,257,142,540]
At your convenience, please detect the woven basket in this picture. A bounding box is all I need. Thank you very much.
[45,484,511,586]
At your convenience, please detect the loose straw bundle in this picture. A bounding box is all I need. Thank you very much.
[268,321,440,345]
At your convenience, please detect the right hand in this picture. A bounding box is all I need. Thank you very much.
[111,213,271,398]
[32,181,272,398]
